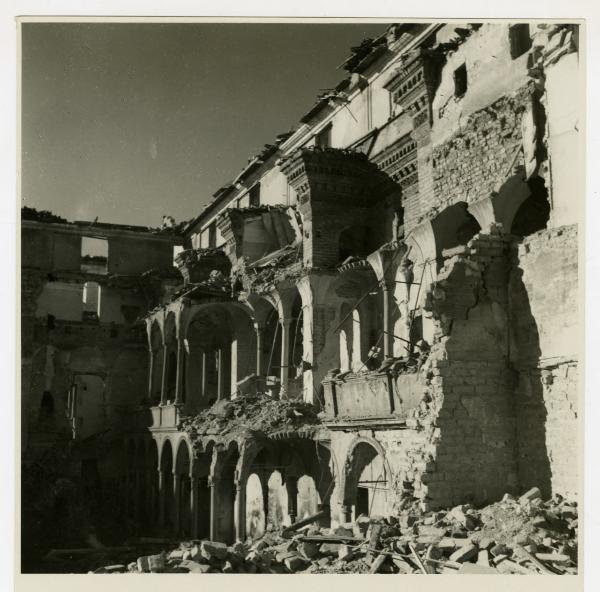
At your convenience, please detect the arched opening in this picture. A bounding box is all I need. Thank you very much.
[245,473,266,540]
[431,202,481,265]
[185,306,233,406]
[214,441,240,544]
[288,292,304,397]
[338,302,352,373]
[160,439,174,533]
[333,265,383,372]
[175,440,192,537]
[163,313,177,403]
[511,176,550,238]
[258,301,282,393]
[344,441,389,520]
[192,441,214,539]
[136,440,147,527]
[267,470,288,530]
[126,440,136,525]
[338,225,379,263]
[148,439,159,529]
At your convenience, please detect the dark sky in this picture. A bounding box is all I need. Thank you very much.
[21,22,388,227]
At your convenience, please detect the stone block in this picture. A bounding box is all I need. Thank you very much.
[284,554,308,572]
[180,559,211,573]
[449,544,478,563]
[338,544,356,561]
[519,487,542,505]
[200,540,228,561]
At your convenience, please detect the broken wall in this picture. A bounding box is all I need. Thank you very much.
[509,224,578,498]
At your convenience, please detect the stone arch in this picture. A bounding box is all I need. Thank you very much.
[175,438,192,536]
[148,438,159,526]
[431,201,481,264]
[342,437,392,519]
[160,438,175,532]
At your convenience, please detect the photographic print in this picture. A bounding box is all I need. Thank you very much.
[18,19,582,578]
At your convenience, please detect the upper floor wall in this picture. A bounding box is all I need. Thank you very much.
[185,23,571,258]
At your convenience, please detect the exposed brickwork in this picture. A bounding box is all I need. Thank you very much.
[510,225,578,498]
[427,87,532,221]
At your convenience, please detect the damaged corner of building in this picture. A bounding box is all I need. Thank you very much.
[20,21,581,576]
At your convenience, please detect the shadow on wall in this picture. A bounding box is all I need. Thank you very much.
[509,242,552,498]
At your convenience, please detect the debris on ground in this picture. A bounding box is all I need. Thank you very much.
[83,487,577,575]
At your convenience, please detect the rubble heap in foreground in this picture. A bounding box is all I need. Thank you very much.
[78,487,577,575]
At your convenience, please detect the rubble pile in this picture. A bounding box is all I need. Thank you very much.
[178,393,322,447]
[91,487,577,575]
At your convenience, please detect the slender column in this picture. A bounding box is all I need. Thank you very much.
[279,319,292,399]
[254,324,264,376]
[201,351,207,398]
[174,339,185,405]
[216,349,224,401]
[173,472,181,536]
[147,348,154,400]
[234,481,246,542]
[286,475,298,524]
[190,475,199,538]
[209,477,219,541]
[382,281,394,360]
[160,345,168,405]
[157,468,165,527]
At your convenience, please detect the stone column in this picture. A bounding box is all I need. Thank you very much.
[201,351,207,398]
[160,345,168,406]
[279,319,292,399]
[254,324,264,376]
[234,481,246,542]
[175,339,185,405]
[382,280,394,360]
[209,477,219,541]
[217,349,224,401]
[190,475,199,538]
[157,468,165,527]
[286,475,298,524]
[173,471,181,536]
[147,348,154,401]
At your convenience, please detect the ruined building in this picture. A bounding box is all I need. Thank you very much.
[21,22,580,559]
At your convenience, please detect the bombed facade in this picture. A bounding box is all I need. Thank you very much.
[21,22,581,573]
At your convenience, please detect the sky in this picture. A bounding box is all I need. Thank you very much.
[21,22,388,228]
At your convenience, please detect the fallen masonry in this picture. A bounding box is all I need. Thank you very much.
[49,488,577,575]
[21,22,581,574]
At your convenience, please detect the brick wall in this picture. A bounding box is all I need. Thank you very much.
[509,224,578,498]
[425,87,532,221]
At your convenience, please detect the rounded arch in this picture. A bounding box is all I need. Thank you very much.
[342,437,392,518]
[431,201,481,264]
[175,437,193,475]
